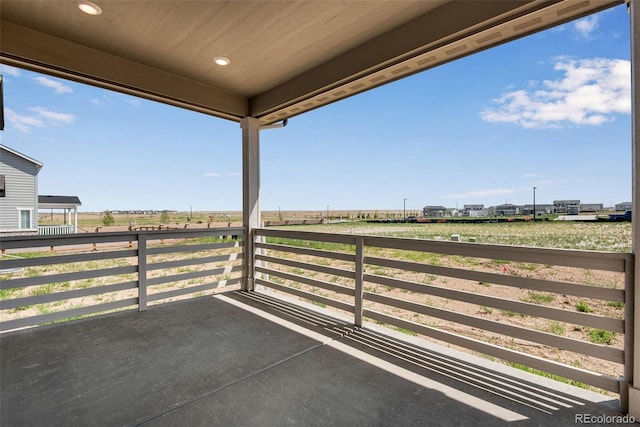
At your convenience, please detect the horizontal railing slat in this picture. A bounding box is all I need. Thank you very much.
[365,273,624,333]
[255,266,355,296]
[140,228,244,241]
[365,292,623,364]
[256,254,355,279]
[255,278,354,312]
[0,281,138,310]
[0,249,139,269]
[1,266,138,290]
[256,241,356,262]
[148,253,242,271]
[0,228,244,250]
[0,298,138,332]
[256,228,356,245]
[147,240,242,255]
[146,265,243,287]
[363,310,619,393]
[365,256,624,302]
[363,235,629,272]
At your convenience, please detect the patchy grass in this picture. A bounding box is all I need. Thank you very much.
[522,292,555,304]
[588,329,616,345]
[576,301,594,313]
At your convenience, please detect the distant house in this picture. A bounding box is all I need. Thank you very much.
[462,204,486,217]
[580,203,604,213]
[422,206,447,217]
[616,202,632,212]
[522,204,554,215]
[554,200,580,215]
[488,204,520,216]
[0,144,43,236]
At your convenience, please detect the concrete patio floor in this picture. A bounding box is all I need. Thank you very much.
[0,290,624,426]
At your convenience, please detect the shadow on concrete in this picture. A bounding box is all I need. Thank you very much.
[0,290,625,426]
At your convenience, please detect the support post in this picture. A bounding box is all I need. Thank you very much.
[354,236,364,327]
[242,117,261,291]
[629,0,640,417]
[138,234,147,311]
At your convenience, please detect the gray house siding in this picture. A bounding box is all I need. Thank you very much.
[0,147,41,234]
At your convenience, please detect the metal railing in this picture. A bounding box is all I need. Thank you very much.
[0,225,634,400]
[254,228,633,395]
[0,227,244,332]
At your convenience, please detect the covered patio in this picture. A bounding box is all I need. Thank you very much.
[1,0,639,423]
[37,195,82,235]
[1,291,623,426]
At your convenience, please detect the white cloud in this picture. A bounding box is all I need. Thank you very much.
[574,16,598,38]
[29,107,75,123]
[441,188,514,199]
[90,98,104,106]
[5,106,75,132]
[480,57,630,129]
[34,76,73,94]
[5,108,44,133]
[0,65,21,77]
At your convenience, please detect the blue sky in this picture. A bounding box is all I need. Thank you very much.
[0,4,631,213]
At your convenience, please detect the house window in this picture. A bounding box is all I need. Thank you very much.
[19,209,32,229]
[0,174,4,197]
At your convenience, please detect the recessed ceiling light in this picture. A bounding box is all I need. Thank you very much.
[77,1,102,16]
[213,56,231,66]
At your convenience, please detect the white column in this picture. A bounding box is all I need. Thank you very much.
[629,0,640,418]
[241,117,261,291]
[73,207,78,233]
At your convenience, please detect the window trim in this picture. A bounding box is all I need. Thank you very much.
[17,207,35,230]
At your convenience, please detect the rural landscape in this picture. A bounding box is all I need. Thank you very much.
[2,210,631,395]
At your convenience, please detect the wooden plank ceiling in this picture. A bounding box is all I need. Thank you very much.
[0,0,622,125]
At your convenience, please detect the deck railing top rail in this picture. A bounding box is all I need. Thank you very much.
[257,228,632,271]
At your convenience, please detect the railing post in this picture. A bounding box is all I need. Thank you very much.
[629,0,640,417]
[623,255,635,413]
[354,236,364,327]
[138,234,147,311]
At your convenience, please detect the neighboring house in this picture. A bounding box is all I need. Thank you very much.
[0,144,43,236]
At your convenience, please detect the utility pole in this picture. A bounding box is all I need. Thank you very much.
[533,187,537,222]
[403,198,407,222]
